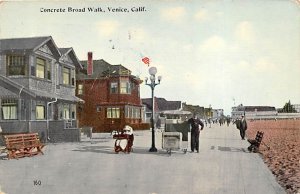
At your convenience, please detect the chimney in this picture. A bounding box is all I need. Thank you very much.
[87,52,93,76]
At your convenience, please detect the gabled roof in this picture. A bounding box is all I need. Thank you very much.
[0,36,61,59]
[0,36,50,51]
[59,47,83,69]
[142,97,181,112]
[77,59,132,79]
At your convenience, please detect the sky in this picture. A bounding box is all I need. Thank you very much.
[0,0,299,115]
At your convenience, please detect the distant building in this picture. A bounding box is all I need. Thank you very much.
[0,36,83,142]
[213,109,224,119]
[292,104,300,113]
[142,97,183,123]
[182,102,205,119]
[231,104,277,119]
[76,56,148,132]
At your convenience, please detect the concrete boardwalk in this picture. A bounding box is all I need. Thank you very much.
[0,124,286,194]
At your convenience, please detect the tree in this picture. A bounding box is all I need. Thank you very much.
[279,100,297,113]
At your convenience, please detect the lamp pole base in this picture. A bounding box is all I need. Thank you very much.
[149,147,157,152]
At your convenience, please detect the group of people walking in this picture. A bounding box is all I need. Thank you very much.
[187,114,247,153]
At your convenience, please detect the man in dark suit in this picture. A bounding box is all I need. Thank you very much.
[188,115,204,153]
[238,115,247,140]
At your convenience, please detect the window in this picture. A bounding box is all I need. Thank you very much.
[71,69,75,86]
[36,105,45,120]
[71,104,76,119]
[107,107,120,118]
[96,105,101,112]
[77,84,83,95]
[110,82,118,94]
[63,67,70,85]
[120,81,131,94]
[125,106,141,119]
[63,104,70,119]
[47,62,51,80]
[7,55,26,76]
[36,58,46,79]
[2,99,18,120]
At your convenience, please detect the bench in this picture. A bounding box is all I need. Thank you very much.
[247,131,264,153]
[4,133,45,159]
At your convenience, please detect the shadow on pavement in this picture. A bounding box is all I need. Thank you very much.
[214,146,248,153]
[72,145,176,157]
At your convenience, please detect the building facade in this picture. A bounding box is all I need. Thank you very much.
[231,104,277,119]
[76,57,148,132]
[0,36,83,142]
[142,97,184,126]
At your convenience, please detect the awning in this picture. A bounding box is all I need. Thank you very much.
[161,110,192,115]
[0,86,19,98]
[31,89,84,103]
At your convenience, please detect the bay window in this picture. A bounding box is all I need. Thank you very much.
[120,81,131,94]
[36,58,46,79]
[7,55,26,76]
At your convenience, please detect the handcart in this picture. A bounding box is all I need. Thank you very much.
[163,121,191,155]
[112,125,134,154]
[162,132,183,155]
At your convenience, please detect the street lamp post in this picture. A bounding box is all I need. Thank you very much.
[145,67,162,152]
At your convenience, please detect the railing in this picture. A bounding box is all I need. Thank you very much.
[64,119,77,129]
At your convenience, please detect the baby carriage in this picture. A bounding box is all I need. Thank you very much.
[112,125,134,154]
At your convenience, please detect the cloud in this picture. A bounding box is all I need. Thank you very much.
[129,28,148,43]
[235,21,256,44]
[161,6,186,22]
[96,20,120,36]
[253,58,277,73]
[200,35,226,52]
[194,9,208,21]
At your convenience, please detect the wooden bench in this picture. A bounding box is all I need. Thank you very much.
[247,131,264,153]
[4,133,45,159]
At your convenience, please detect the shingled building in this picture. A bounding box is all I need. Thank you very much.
[0,36,83,142]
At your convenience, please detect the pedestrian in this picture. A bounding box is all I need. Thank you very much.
[238,115,247,140]
[226,117,230,126]
[188,115,204,153]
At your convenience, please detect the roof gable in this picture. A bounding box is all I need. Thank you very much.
[59,48,83,69]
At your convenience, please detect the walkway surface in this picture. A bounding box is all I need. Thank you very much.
[0,124,286,194]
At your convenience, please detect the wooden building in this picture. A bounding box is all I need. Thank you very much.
[76,54,149,132]
[0,36,83,143]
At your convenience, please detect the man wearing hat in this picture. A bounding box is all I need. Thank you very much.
[188,114,204,153]
[238,115,248,140]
